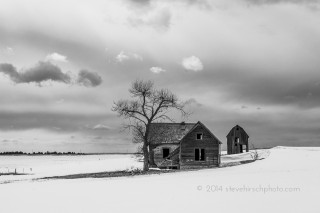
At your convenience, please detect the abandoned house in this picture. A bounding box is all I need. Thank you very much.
[227,125,249,154]
[149,121,222,169]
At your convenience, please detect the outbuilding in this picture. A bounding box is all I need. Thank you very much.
[226,125,249,154]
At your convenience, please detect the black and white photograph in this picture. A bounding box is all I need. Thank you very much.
[0,0,319,212]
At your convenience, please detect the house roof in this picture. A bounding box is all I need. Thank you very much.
[149,122,196,144]
[180,121,223,144]
[227,125,249,138]
[149,121,222,144]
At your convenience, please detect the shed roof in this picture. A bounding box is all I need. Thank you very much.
[227,125,249,138]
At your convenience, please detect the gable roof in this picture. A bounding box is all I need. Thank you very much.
[227,125,249,138]
[180,121,223,144]
[149,122,196,144]
[149,121,222,145]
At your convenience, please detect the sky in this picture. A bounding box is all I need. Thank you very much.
[0,0,320,153]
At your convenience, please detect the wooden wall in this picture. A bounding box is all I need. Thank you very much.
[151,144,179,167]
[180,124,220,169]
[227,127,249,154]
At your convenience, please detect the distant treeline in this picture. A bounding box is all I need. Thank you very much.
[0,151,85,155]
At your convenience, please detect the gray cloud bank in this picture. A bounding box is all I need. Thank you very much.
[0,111,114,132]
[0,62,70,84]
[173,65,320,109]
[0,61,102,87]
[77,69,103,87]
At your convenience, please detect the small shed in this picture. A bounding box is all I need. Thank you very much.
[227,125,249,154]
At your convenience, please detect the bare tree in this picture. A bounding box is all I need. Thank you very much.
[112,80,188,171]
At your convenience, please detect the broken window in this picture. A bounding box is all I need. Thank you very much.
[163,148,170,158]
[195,148,205,161]
[234,137,239,146]
[196,133,203,140]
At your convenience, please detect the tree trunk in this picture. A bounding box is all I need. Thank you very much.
[149,148,156,167]
[143,123,151,171]
[142,142,149,171]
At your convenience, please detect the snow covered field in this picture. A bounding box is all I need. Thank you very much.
[0,154,142,182]
[0,146,319,213]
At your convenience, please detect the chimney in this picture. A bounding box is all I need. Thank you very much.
[181,121,186,130]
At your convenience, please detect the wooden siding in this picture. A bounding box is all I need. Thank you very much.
[180,124,220,168]
[227,125,249,154]
[152,144,179,167]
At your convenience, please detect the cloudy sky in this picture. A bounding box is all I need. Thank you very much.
[0,0,320,153]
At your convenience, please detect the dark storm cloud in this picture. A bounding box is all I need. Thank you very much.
[0,62,103,87]
[0,61,70,84]
[20,62,71,84]
[77,69,102,87]
[0,63,20,82]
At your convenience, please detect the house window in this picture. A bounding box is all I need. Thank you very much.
[196,133,203,140]
[195,148,205,161]
[163,148,170,158]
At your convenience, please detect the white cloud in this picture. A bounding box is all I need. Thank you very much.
[150,66,166,74]
[116,51,129,62]
[45,52,68,62]
[0,47,14,55]
[93,124,111,130]
[181,56,203,72]
[132,53,143,61]
[127,7,172,31]
[5,47,14,55]
[116,51,143,62]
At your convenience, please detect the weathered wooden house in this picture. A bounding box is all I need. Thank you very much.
[149,121,222,169]
[227,125,249,154]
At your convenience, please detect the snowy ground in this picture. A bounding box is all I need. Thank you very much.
[0,146,319,213]
[0,154,142,183]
